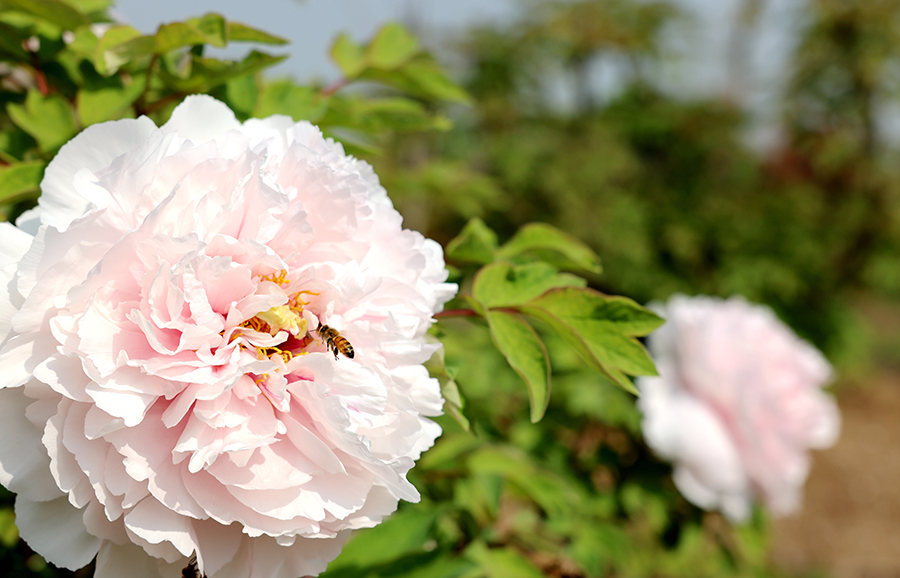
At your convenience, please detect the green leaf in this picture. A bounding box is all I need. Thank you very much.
[439,376,470,431]
[497,222,602,274]
[465,541,545,578]
[534,288,665,337]
[7,91,78,154]
[154,14,235,54]
[330,33,365,78]
[446,217,497,264]
[185,13,228,47]
[324,510,437,572]
[0,21,30,61]
[255,80,324,122]
[94,25,147,75]
[399,60,471,104]
[158,50,285,92]
[227,22,288,45]
[0,0,89,31]
[521,287,663,393]
[485,311,550,422]
[224,73,258,117]
[368,23,420,70]
[472,261,585,309]
[0,508,18,548]
[0,161,45,204]
[76,80,144,125]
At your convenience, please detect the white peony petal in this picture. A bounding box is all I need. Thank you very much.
[40,116,157,231]
[0,96,456,576]
[15,495,100,570]
[639,294,840,521]
[0,387,61,501]
[162,94,240,145]
[0,222,32,267]
[124,497,197,558]
[94,541,162,578]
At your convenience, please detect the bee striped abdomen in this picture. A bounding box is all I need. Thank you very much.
[317,325,355,359]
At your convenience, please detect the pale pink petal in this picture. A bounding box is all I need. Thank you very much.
[15,495,100,570]
[0,96,454,576]
[638,295,841,521]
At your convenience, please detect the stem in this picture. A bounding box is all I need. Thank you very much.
[320,78,349,98]
[29,51,49,96]
[134,54,159,117]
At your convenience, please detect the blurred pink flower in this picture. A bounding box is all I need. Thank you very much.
[0,96,455,577]
[636,295,840,521]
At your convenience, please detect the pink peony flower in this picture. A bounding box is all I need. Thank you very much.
[636,295,840,522]
[0,95,456,577]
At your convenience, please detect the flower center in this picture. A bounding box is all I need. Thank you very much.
[237,270,318,363]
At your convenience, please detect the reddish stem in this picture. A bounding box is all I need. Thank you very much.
[29,51,49,96]
[320,78,348,98]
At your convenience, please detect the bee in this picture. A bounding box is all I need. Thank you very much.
[182,555,206,578]
[317,324,355,359]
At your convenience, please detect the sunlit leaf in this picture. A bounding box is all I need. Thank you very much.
[255,80,324,121]
[497,222,602,273]
[76,79,143,125]
[485,310,550,422]
[330,33,365,78]
[0,0,88,31]
[368,23,420,70]
[227,22,288,45]
[464,541,545,578]
[473,261,585,309]
[7,91,78,154]
[323,509,438,573]
[446,217,497,264]
[94,25,146,75]
[398,60,471,104]
[521,287,662,394]
[0,161,45,204]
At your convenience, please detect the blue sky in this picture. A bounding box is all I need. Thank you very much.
[113,0,808,147]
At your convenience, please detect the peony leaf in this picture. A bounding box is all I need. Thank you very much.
[395,59,472,104]
[521,287,663,394]
[330,33,366,78]
[255,80,324,122]
[446,217,498,264]
[7,91,78,154]
[227,22,288,45]
[426,341,471,432]
[0,21,30,62]
[155,15,228,53]
[529,287,664,337]
[472,261,585,309]
[497,222,602,274]
[367,23,420,70]
[439,373,470,432]
[224,73,258,118]
[0,161,45,205]
[465,541,546,578]
[0,0,88,31]
[76,80,144,126]
[323,510,438,573]
[485,310,550,422]
[159,50,286,92]
[94,25,150,75]
[0,507,18,548]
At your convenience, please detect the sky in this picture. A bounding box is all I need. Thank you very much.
[112,0,808,147]
[113,0,522,82]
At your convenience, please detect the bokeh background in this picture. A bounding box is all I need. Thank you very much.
[3,0,900,577]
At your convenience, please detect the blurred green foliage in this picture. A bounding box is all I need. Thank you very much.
[0,0,884,577]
